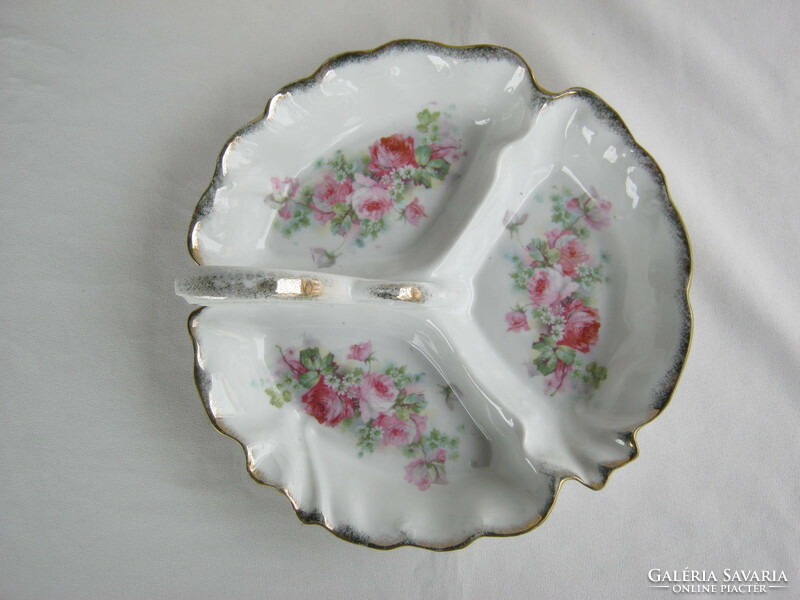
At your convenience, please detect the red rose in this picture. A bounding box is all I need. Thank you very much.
[300,377,353,426]
[368,134,417,177]
[559,299,601,353]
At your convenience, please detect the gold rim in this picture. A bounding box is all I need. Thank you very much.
[184,38,693,551]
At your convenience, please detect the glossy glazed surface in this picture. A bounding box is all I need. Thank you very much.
[178,40,691,550]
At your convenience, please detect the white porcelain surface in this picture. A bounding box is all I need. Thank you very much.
[178,40,691,550]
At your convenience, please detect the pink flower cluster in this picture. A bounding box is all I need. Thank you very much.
[505,187,613,395]
[273,341,457,490]
[508,227,599,352]
[299,368,427,436]
[266,108,465,269]
[272,133,445,231]
[293,343,427,436]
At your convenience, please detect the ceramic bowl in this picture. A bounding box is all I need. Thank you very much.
[176,40,691,550]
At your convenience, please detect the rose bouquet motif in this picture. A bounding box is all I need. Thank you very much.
[266,106,464,268]
[504,187,611,395]
[265,341,459,490]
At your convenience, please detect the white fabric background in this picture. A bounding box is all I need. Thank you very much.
[2,1,798,598]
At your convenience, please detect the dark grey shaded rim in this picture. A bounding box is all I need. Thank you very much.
[185,38,693,551]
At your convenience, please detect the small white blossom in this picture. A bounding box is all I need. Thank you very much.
[343,372,362,386]
[330,377,349,393]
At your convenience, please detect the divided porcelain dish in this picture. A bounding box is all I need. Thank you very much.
[176,40,692,550]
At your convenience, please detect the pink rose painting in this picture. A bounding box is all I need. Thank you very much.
[374,414,411,447]
[351,175,393,221]
[545,228,589,278]
[505,310,530,332]
[404,448,448,491]
[268,342,460,490]
[358,372,398,421]
[403,458,432,490]
[313,174,352,209]
[403,197,427,226]
[310,175,353,224]
[526,267,579,307]
[347,341,373,362]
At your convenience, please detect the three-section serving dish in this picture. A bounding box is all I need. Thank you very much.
[176,40,691,550]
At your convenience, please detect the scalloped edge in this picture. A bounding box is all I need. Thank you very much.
[185,38,693,551]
